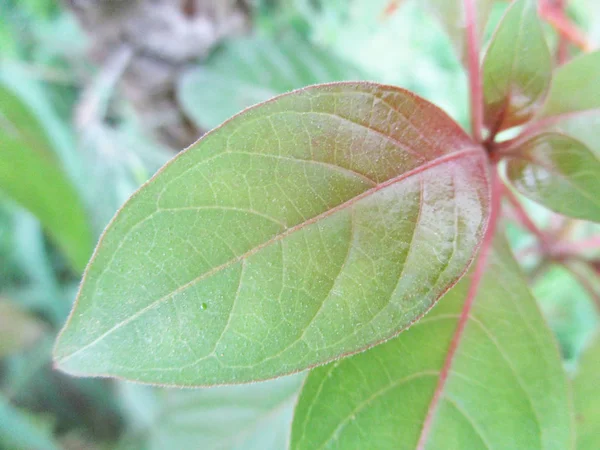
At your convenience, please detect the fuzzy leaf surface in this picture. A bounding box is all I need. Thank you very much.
[505,133,600,222]
[291,234,573,450]
[482,0,551,133]
[54,82,490,386]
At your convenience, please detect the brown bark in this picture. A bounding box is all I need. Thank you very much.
[64,0,250,149]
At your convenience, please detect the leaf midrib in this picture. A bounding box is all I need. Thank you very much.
[56,146,483,365]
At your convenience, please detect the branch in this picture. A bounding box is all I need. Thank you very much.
[416,167,502,449]
[539,0,593,51]
[502,185,548,244]
[464,0,484,143]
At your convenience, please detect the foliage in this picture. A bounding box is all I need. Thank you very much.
[1,0,599,449]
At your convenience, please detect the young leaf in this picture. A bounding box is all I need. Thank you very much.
[0,83,93,272]
[482,0,552,134]
[54,82,490,386]
[291,234,573,450]
[424,0,494,64]
[117,374,304,449]
[178,32,363,131]
[505,133,600,222]
[573,332,600,450]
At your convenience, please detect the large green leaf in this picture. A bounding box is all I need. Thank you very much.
[423,0,495,65]
[54,82,490,386]
[178,32,363,131]
[290,234,573,449]
[117,373,304,449]
[0,82,93,272]
[573,332,600,450]
[482,0,552,133]
[505,133,600,222]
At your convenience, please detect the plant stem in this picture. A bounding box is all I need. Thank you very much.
[502,185,548,243]
[554,235,600,257]
[416,167,502,449]
[464,0,484,143]
[562,261,600,312]
[539,0,593,51]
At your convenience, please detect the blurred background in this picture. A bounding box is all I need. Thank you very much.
[1,0,599,448]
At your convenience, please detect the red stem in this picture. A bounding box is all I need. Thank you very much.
[554,235,600,256]
[502,185,548,244]
[464,0,484,143]
[539,0,593,51]
[416,168,502,449]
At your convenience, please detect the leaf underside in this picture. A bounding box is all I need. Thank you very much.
[54,82,490,386]
[291,234,573,450]
[505,133,600,222]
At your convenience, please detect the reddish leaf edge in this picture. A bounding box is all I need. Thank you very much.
[416,167,502,450]
[53,81,491,388]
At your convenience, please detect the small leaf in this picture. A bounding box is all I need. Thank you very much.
[178,32,363,131]
[0,299,46,358]
[505,133,600,222]
[424,0,495,64]
[0,82,93,272]
[540,51,600,118]
[482,0,552,133]
[573,332,600,450]
[291,234,573,450]
[54,82,490,386]
[117,374,304,449]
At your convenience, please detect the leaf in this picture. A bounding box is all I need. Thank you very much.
[178,32,364,130]
[530,52,600,157]
[0,298,46,358]
[290,234,573,450]
[0,81,93,272]
[505,132,600,222]
[573,332,600,450]
[482,0,552,133]
[53,82,490,386]
[540,51,600,118]
[424,0,495,64]
[117,373,304,450]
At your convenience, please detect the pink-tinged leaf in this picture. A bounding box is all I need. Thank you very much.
[53,82,490,386]
[290,233,573,449]
[505,132,600,222]
[482,0,552,134]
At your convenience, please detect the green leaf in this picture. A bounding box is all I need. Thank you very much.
[424,0,495,64]
[573,332,600,450]
[117,374,304,449]
[54,82,490,386]
[178,32,363,130]
[290,234,573,450]
[540,51,600,118]
[505,133,600,222]
[482,0,552,133]
[0,82,93,272]
[0,298,46,358]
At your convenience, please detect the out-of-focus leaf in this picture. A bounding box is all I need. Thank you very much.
[178,31,364,130]
[0,81,93,272]
[505,133,600,222]
[424,0,494,64]
[482,0,551,133]
[291,234,572,449]
[0,298,46,357]
[540,51,600,118]
[0,394,60,450]
[533,265,598,362]
[573,332,600,450]
[54,83,490,386]
[117,374,304,450]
